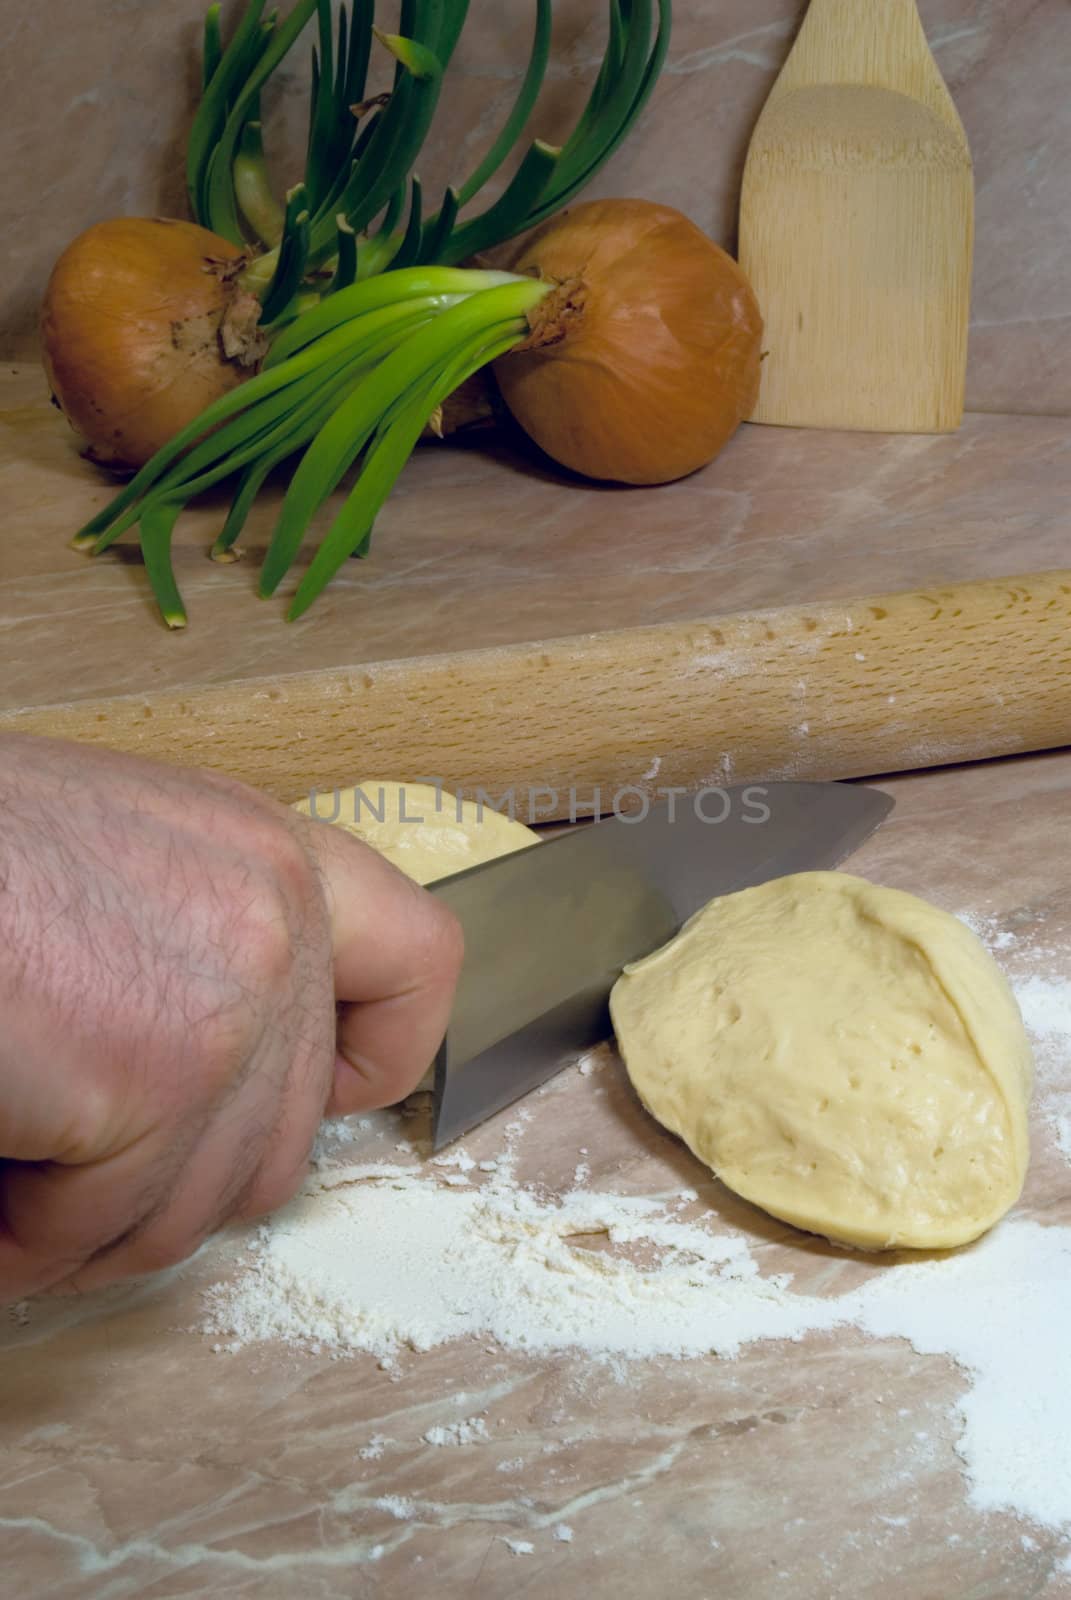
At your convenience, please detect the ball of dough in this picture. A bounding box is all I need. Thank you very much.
[609,872,1032,1251]
[292,780,538,885]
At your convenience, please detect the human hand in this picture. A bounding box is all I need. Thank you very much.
[0,734,462,1300]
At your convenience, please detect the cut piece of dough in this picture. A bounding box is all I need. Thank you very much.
[293,780,538,885]
[609,871,1032,1251]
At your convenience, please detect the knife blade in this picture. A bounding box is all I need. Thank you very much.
[428,780,893,1149]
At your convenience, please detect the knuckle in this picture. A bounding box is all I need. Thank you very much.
[181,831,328,1097]
[262,819,322,911]
[226,840,319,991]
[231,879,297,991]
[187,994,260,1096]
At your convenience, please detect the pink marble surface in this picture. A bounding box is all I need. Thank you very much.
[3,364,1070,714]
[2,749,1071,1596]
[2,2,1070,413]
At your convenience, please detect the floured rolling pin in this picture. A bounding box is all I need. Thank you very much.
[1,568,1069,820]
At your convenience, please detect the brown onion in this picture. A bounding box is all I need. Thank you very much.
[40,217,258,470]
[493,198,763,485]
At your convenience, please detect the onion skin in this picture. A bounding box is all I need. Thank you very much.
[40,218,252,470]
[494,199,764,486]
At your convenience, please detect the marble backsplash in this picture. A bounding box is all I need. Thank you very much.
[3,0,1068,415]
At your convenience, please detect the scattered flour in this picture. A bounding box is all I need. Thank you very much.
[373,1495,415,1521]
[203,1164,794,1362]
[201,910,1071,1540]
[957,910,1017,953]
[1012,974,1071,1162]
[955,911,1071,1164]
[842,1222,1071,1530]
[203,1166,1071,1532]
[422,1416,489,1448]
[432,1148,476,1173]
[358,1434,391,1461]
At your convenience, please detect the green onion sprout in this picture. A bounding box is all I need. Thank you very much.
[75,1,672,624]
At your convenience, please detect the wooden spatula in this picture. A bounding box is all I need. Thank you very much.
[738,0,973,433]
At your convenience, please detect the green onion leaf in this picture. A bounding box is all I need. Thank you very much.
[203,0,323,250]
[375,179,407,243]
[259,277,549,598]
[308,11,446,261]
[431,0,472,69]
[187,0,267,225]
[372,28,440,80]
[305,0,340,209]
[211,358,388,559]
[417,184,459,266]
[233,119,285,246]
[73,306,425,550]
[439,139,561,265]
[266,265,521,365]
[202,4,224,92]
[344,0,374,107]
[455,0,551,207]
[536,0,668,214]
[390,176,425,270]
[288,319,526,619]
[259,185,311,324]
[327,216,358,295]
[140,501,187,629]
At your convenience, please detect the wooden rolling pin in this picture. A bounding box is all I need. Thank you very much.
[1,569,1069,820]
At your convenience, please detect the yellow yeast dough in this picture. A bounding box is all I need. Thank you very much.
[609,872,1032,1251]
[293,780,538,885]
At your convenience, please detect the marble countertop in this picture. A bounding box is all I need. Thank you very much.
[3,363,1070,715]
[3,748,1070,1598]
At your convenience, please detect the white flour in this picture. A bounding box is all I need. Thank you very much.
[373,1495,415,1521]
[357,1434,391,1460]
[1014,974,1071,1161]
[203,1163,820,1361]
[202,915,1071,1539]
[422,1416,488,1447]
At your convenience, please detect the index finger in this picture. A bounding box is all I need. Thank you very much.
[296,815,463,1113]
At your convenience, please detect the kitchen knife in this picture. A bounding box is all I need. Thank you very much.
[428,781,893,1149]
